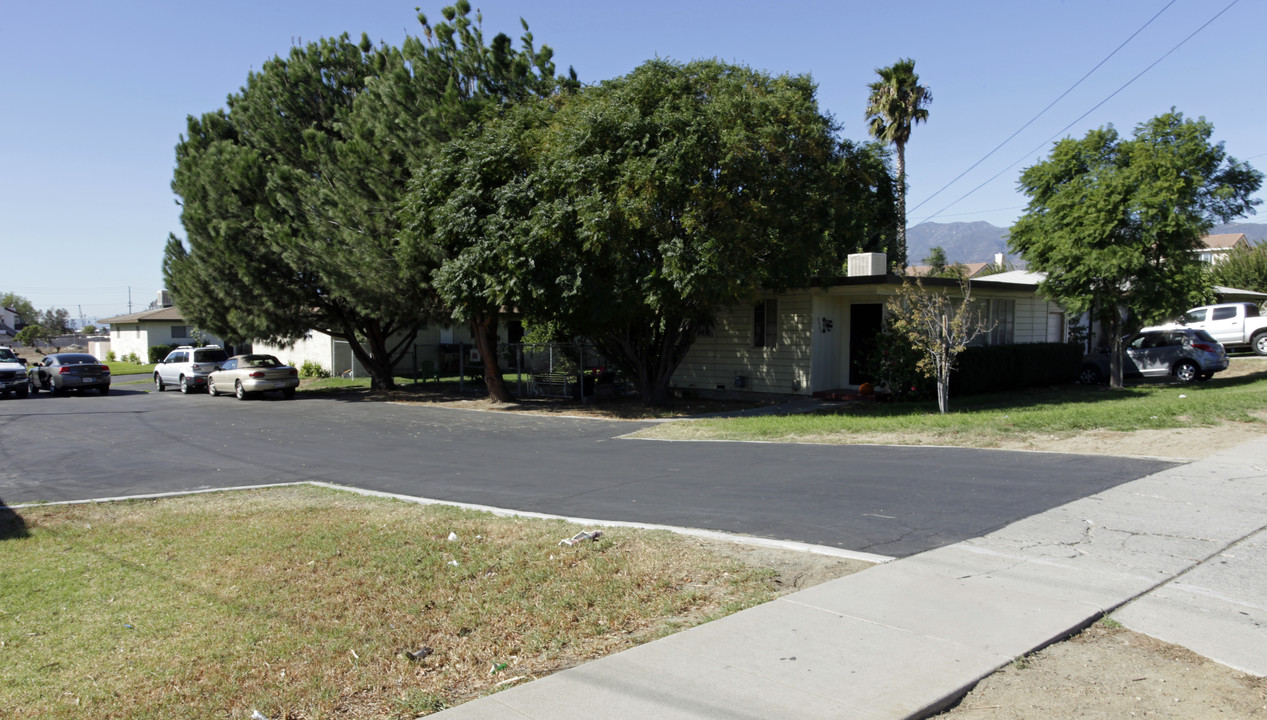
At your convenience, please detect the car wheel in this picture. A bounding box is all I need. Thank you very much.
[179,375,191,394]
[99,386,111,395]
[1253,332,1267,357]
[208,377,219,396]
[282,387,296,399]
[154,373,165,392]
[27,378,38,394]
[1174,360,1199,383]
[1079,364,1102,385]
[235,380,248,401]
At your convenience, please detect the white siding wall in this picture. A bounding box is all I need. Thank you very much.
[674,295,813,395]
[106,323,227,362]
[254,333,338,374]
[1009,294,1065,344]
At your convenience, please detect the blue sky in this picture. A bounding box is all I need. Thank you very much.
[3,0,1263,323]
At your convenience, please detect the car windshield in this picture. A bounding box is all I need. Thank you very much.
[57,354,98,365]
[0,349,16,361]
[1193,329,1218,343]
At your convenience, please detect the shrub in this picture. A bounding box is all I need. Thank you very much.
[863,335,1082,400]
[859,329,935,401]
[298,360,330,379]
[105,350,117,362]
[952,343,1082,395]
[148,345,176,364]
[123,352,142,364]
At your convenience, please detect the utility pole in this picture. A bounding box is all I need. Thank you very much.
[127,286,132,314]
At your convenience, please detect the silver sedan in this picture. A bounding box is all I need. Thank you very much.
[207,354,299,400]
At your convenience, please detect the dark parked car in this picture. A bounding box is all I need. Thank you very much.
[1080,326,1228,384]
[27,353,112,395]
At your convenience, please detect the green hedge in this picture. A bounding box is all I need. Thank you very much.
[951,342,1082,395]
[148,344,176,364]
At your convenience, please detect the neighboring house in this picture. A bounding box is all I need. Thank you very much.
[99,307,228,360]
[253,320,511,378]
[0,306,23,342]
[672,255,1068,396]
[1195,233,1250,264]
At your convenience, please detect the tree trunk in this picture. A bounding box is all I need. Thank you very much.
[894,140,908,270]
[1108,311,1125,389]
[471,315,513,403]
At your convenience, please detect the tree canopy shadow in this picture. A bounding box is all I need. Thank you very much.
[0,498,29,540]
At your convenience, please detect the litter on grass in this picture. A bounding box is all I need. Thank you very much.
[559,530,602,546]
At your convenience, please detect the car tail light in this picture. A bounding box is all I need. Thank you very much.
[1192,342,1216,352]
[100,365,110,373]
[288,368,298,377]
[249,371,265,378]
[58,367,71,374]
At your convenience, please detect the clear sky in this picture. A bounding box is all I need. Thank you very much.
[3,0,1263,324]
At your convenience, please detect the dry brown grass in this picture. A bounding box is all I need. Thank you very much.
[1,486,855,719]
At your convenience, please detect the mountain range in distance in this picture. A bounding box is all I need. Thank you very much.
[906,221,1267,266]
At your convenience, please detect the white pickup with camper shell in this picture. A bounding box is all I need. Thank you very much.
[1182,302,1267,355]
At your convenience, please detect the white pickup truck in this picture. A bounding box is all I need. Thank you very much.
[1182,302,1267,355]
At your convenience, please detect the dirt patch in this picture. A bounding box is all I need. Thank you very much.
[992,422,1267,459]
[935,622,1267,719]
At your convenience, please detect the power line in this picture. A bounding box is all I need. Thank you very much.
[913,0,1240,226]
[908,0,1178,217]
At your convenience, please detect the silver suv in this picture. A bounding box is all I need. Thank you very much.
[1080,326,1228,384]
[154,345,230,394]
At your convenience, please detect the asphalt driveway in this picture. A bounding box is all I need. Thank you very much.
[0,386,1176,557]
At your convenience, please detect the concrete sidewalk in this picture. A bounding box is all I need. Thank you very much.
[435,436,1267,719]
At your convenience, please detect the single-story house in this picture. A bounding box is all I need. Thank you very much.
[671,255,1067,397]
[1195,233,1250,264]
[99,307,229,361]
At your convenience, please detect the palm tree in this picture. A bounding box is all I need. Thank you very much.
[865,58,931,270]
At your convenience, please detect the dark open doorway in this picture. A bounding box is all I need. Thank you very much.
[849,303,884,385]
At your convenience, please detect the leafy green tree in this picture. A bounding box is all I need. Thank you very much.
[408,59,893,405]
[1010,111,1262,388]
[923,246,949,275]
[0,293,36,327]
[1209,242,1267,295]
[38,308,72,337]
[165,3,571,391]
[866,58,931,269]
[15,325,45,349]
[401,98,555,402]
[885,277,991,414]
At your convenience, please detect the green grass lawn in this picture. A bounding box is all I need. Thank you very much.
[1,486,805,719]
[635,372,1267,445]
[103,360,155,375]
